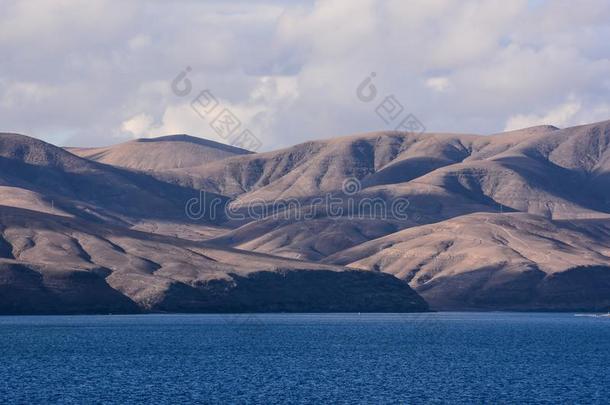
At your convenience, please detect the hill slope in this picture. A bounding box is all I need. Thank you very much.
[202,121,610,259]
[0,133,226,224]
[68,134,251,172]
[0,206,427,314]
[325,213,610,311]
[4,120,610,313]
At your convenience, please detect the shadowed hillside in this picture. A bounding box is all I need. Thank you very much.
[2,120,610,312]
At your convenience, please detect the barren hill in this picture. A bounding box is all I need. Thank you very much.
[2,120,610,313]
[0,133,227,224]
[0,205,426,314]
[325,213,610,311]
[68,134,251,172]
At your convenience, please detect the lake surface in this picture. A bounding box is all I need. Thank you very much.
[1,312,609,404]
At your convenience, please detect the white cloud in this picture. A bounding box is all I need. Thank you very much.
[504,99,582,130]
[0,0,609,148]
[505,98,610,131]
[121,113,155,138]
[426,77,451,92]
[125,75,301,147]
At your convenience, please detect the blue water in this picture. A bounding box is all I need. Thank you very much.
[1,313,609,404]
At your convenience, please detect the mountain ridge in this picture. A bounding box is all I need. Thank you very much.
[1,119,610,313]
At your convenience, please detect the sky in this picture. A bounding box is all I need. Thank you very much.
[1,0,610,150]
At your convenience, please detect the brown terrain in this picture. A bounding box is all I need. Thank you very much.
[1,119,610,313]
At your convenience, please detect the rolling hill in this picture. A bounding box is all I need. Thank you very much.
[0,133,228,224]
[0,133,426,314]
[67,134,251,172]
[2,120,610,313]
[325,212,610,310]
